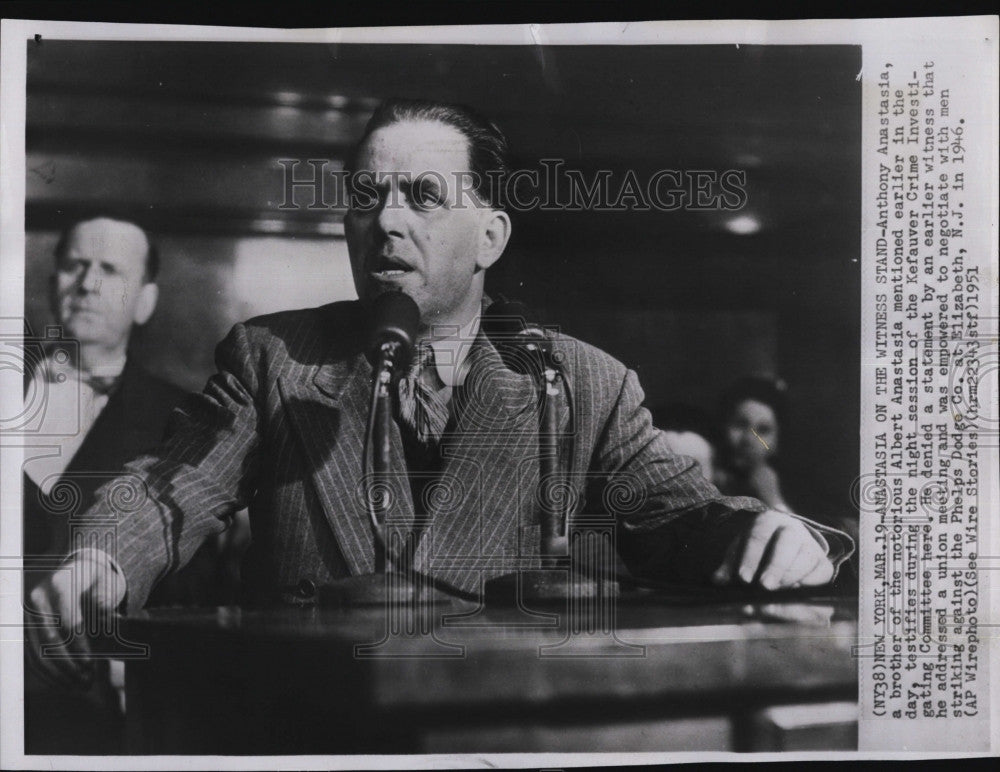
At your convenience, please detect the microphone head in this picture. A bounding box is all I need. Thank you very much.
[483,299,538,338]
[483,298,552,375]
[369,290,420,366]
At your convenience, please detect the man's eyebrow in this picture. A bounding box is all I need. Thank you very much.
[405,177,442,192]
[362,173,407,189]
[60,255,121,272]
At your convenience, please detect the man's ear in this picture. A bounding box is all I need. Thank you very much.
[474,209,511,272]
[132,282,158,326]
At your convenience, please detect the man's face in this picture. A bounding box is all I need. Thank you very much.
[52,218,153,352]
[344,119,493,329]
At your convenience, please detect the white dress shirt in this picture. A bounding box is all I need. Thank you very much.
[22,354,126,495]
[420,312,481,389]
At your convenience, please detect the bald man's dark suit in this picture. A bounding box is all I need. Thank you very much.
[23,362,238,755]
[24,362,184,558]
[23,361,236,607]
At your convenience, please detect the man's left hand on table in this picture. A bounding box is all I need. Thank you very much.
[711,509,835,590]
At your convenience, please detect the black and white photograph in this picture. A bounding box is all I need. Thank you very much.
[0,15,996,767]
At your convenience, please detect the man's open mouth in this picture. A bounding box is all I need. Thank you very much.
[369,255,414,278]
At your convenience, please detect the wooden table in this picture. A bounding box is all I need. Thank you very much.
[122,586,857,754]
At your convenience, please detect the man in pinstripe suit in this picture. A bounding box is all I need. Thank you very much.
[27,99,853,686]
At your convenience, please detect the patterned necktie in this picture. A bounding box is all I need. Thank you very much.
[81,373,121,397]
[397,343,451,448]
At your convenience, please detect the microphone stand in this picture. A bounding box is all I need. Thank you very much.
[538,353,568,566]
[371,341,398,573]
[325,335,455,611]
[324,339,405,605]
[484,334,611,606]
[329,338,465,660]
[323,292,427,608]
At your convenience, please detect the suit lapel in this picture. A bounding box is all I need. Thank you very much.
[277,305,548,589]
[63,363,134,477]
[412,335,541,592]
[278,348,414,577]
[45,364,137,556]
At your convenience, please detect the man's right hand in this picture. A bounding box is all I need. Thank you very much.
[25,550,126,689]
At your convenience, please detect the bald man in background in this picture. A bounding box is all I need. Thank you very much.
[22,217,243,753]
[23,218,182,557]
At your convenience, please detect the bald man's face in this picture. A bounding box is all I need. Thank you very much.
[52,218,155,352]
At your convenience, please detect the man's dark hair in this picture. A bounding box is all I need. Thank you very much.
[718,376,789,426]
[54,216,160,283]
[347,98,511,210]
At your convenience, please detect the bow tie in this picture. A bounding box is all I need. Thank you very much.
[82,373,122,397]
[44,365,121,397]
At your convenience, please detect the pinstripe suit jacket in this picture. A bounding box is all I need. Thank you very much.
[94,300,835,612]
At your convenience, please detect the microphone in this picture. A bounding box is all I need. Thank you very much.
[483,297,544,339]
[483,298,553,375]
[484,297,570,566]
[368,290,420,372]
[365,291,420,521]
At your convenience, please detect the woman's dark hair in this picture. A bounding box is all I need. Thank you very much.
[346,98,511,210]
[718,376,789,427]
[650,403,722,450]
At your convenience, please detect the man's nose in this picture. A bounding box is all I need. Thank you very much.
[78,263,101,293]
[375,194,407,237]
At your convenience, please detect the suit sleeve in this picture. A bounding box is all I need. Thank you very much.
[80,323,263,613]
[595,369,854,583]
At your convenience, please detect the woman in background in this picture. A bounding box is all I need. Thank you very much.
[715,376,858,588]
[715,376,792,512]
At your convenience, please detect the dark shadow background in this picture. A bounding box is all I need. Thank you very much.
[24,41,860,518]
